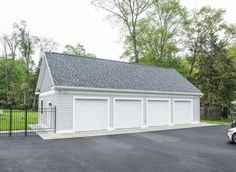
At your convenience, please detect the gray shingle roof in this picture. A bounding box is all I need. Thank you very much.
[45,52,202,94]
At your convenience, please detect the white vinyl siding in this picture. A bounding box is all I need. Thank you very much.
[43,91,200,132]
[41,64,53,93]
[114,99,142,129]
[147,99,170,127]
[56,93,74,131]
[38,94,58,128]
[38,58,53,93]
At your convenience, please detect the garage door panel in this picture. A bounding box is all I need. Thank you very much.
[75,99,108,131]
[173,101,192,124]
[148,100,170,126]
[115,99,142,129]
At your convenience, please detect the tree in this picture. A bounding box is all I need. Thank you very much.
[92,0,151,63]
[150,0,186,60]
[63,43,96,57]
[0,36,11,104]
[37,37,58,58]
[0,22,58,108]
[184,7,236,76]
[228,45,236,66]
[36,37,58,72]
[184,7,236,119]
[0,56,26,107]
[121,0,188,75]
[0,32,19,105]
[14,21,38,106]
[0,58,7,104]
[196,33,236,119]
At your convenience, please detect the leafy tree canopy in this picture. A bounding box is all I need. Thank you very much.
[63,43,96,58]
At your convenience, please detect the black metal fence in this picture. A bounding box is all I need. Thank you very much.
[0,106,56,136]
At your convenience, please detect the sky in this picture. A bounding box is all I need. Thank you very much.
[0,0,235,64]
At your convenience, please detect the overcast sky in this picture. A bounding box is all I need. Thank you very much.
[0,0,235,63]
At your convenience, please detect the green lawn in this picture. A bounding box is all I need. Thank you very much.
[0,110,38,131]
[201,115,236,126]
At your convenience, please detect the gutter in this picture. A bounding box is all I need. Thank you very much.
[54,86,204,96]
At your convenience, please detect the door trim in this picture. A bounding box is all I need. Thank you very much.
[73,96,110,132]
[113,97,144,129]
[173,99,193,124]
[146,98,171,127]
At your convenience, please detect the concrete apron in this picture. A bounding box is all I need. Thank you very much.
[38,123,218,140]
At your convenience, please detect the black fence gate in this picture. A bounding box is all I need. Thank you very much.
[0,106,56,136]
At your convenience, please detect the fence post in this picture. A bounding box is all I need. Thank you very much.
[54,106,56,133]
[25,105,28,136]
[9,106,12,136]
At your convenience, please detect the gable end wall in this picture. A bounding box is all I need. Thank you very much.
[40,58,53,93]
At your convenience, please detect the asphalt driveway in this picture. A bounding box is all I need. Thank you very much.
[0,125,235,172]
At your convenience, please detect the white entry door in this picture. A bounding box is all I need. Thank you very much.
[147,99,170,127]
[74,98,109,131]
[173,100,192,124]
[114,99,142,129]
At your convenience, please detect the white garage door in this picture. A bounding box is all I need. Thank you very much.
[74,98,108,131]
[147,100,170,127]
[173,100,192,124]
[115,99,142,129]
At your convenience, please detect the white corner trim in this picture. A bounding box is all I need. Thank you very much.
[113,97,144,129]
[146,98,171,127]
[72,96,110,132]
[55,86,203,96]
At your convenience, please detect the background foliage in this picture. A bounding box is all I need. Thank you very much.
[1,0,236,120]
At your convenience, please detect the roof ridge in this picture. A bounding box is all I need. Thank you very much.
[45,51,175,71]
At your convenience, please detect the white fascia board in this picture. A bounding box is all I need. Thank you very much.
[39,90,56,97]
[54,86,203,96]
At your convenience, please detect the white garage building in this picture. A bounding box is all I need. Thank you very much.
[36,52,203,133]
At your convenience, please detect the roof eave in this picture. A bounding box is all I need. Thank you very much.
[54,86,203,96]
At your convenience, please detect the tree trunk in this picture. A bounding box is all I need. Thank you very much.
[160,31,165,60]
[189,59,195,75]
[221,107,229,119]
[24,55,30,106]
[32,95,38,110]
[133,33,139,63]
[204,104,208,120]
[189,50,197,75]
